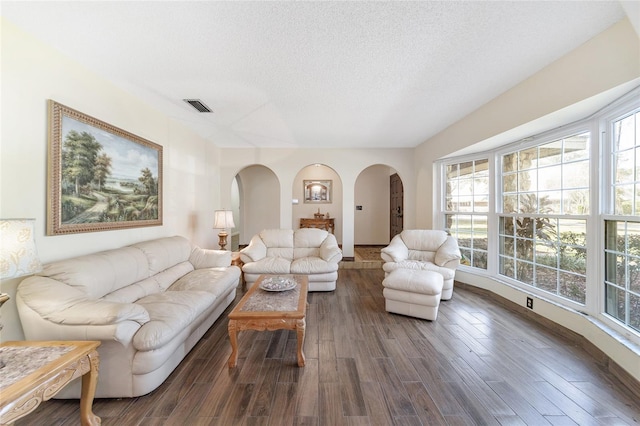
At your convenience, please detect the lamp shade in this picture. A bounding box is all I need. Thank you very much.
[213,210,235,229]
[0,219,43,279]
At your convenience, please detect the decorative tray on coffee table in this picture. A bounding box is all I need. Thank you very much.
[259,276,297,292]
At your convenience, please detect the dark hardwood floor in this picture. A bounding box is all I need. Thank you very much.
[17,269,640,425]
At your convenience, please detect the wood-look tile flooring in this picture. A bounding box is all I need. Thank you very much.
[341,246,384,270]
[18,269,640,425]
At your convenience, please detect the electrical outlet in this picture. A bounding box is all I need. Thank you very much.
[526,297,533,309]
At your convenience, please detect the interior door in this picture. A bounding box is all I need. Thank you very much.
[390,173,404,240]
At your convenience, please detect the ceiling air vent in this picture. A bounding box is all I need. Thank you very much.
[183,99,213,113]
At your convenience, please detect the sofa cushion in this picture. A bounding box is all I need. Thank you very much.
[134,290,215,351]
[102,277,161,304]
[266,247,294,259]
[382,269,443,295]
[242,257,291,274]
[189,247,232,269]
[294,246,321,259]
[130,236,192,276]
[407,250,437,263]
[401,230,448,252]
[168,267,240,298]
[383,260,456,280]
[291,257,339,274]
[154,261,194,291]
[261,229,294,247]
[261,229,294,259]
[294,229,335,260]
[37,247,150,300]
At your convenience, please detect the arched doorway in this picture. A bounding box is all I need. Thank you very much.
[354,165,403,244]
[292,164,342,243]
[235,165,280,248]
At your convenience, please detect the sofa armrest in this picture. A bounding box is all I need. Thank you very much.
[441,258,461,270]
[45,300,150,326]
[434,236,462,267]
[320,235,343,263]
[18,276,150,326]
[381,234,409,262]
[17,292,142,347]
[240,234,267,263]
[189,247,231,269]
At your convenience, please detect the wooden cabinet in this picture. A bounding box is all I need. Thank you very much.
[300,218,335,234]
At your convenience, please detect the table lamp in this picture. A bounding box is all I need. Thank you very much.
[0,219,43,368]
[213,210,235,251]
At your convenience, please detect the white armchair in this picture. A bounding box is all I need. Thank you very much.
[381,230,461,300]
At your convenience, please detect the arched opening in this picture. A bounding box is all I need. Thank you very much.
[292,164,342,243]
[354,164,403,244]
[235,165,280,248]
[353,165,403,264]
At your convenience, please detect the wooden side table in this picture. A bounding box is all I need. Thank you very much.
[0,340,101,426]
[231,251,245,291]
[300,217,335,234]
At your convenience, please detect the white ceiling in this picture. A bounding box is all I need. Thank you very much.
[1,1,629,149]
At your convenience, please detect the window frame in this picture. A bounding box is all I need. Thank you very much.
[600,93,640,336]
[495,123,592,308]
[440,158,490,270]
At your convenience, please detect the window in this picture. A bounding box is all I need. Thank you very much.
[605,108,640,331]
[444,159,488,269]
[499,133,589,304]
[604,221,640,332]
[611,109,640,215]
[437,88,640,341]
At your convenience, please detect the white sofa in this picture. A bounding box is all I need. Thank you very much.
[381,230,461,300]
[240,228,342,291]
[16,236,241,398]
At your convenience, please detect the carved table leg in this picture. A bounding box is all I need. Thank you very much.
[296,318,306,367]
[228,320,239,368]
[80,350,101,425]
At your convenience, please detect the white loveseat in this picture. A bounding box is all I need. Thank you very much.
[240,228,342,291]
[16,236,241,398]
[381,230,461,300]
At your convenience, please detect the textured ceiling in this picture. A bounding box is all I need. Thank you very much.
[1,1,627,149]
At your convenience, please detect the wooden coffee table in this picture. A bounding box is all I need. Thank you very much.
[228,274,308,368]
[0,340,100,425]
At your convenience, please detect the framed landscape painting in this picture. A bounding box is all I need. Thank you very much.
[47,100,163,235]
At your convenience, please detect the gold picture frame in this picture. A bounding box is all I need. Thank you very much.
[47,100,163,235]
[303,180,332,203]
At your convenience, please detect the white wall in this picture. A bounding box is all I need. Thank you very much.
[0,20,223,341]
